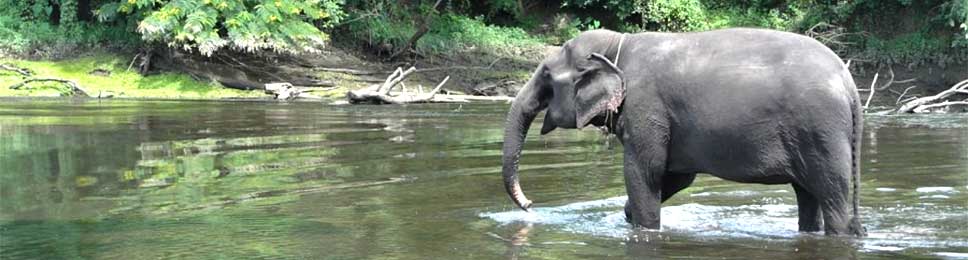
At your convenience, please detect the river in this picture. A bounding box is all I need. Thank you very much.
[0,99,965,259]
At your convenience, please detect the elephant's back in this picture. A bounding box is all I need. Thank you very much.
[646,28,856,177]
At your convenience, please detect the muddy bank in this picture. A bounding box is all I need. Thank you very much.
[136,41,554,100]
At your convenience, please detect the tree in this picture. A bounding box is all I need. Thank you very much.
[943,0,968,46]
[97,0,345,56]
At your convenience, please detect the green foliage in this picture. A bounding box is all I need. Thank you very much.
[101,0,345,56]
[562,0,637,20]
[341,1,411,50]
[858,32,964,66]
[941,0,968,46]
[421,14,544,54]
[341,2,544,57]
[0,0,134,57]
[637,0,708,31]
[485,0,522,18]
[1,0,965,67]
[632,0,801,32]
[0,14,139,58]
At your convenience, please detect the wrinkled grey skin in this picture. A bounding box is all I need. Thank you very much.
[501,28,866,236]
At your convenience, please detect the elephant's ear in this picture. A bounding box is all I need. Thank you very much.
[575,53,626,128]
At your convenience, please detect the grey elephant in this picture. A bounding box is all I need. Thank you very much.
[501,28,865,236]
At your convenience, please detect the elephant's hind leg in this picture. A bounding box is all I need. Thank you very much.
[793,183,823,232]
[798,140,854,235]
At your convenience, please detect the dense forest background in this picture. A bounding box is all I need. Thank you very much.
[1,0,966,101]
[2,0,966,63]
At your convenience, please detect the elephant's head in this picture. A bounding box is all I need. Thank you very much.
[502,30,628,210]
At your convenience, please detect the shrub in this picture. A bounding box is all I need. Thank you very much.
[98,0,346,56]
[636,0,708,32]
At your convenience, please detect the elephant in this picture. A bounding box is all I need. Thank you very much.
[500,28,866,236]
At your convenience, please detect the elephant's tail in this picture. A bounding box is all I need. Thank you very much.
[845,66,867,236]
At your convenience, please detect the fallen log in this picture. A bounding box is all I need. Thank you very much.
[346,65,516,104]
[1,64,31,77]
[347,74,451,104]
[896,79,968,113]
[264,82,332,100]
[9,78,90,97]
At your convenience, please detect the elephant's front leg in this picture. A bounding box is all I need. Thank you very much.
[622,130,669,229]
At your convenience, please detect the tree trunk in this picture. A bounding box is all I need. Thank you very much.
[77,0,92,22]
[388,0,447,60]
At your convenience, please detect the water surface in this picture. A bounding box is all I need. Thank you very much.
[1,99,966,259]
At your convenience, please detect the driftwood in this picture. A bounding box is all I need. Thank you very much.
[860,67,920,110]
[346,66,449,104]
[264,82,334,100]
[895,86,919,105]
[9,78,90,97]
[1,64,32,77]
[896,79,968,113]
[346,66,513,104]
[858,67,918,93]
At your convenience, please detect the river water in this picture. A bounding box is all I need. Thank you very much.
[0,99,965,259]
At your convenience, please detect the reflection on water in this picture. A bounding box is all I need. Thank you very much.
[0,99,966,259]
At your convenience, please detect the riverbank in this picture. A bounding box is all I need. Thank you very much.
[0,53,263,99]
[1,45,544,101]
[3,47,964,111]
[1,0,965,105]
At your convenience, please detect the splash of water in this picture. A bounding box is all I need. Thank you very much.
[481,196,968,252]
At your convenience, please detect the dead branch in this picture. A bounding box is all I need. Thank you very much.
[863,72,879,109]
[912,101,968,113]
[380,67,417,94]
[9,78,90,97]
[874,67,917,91]
[895,86,918,105]
[348,74,450,104]
[1,64,31,77]
[264,82,330,100]
[126,53,141,72]
[347,65,515,104]
[897,79,968,113]
[806,22,854,55]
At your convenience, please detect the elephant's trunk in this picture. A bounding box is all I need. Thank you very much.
[502,69,546,211]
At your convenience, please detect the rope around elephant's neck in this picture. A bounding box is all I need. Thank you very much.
[599,33,627,139]
[614,33,627,65]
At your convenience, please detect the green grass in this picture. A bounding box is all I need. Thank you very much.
[0,53,265,99]
[858,32,959,64]
[704,7,795,30]
[419,15,546,55]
